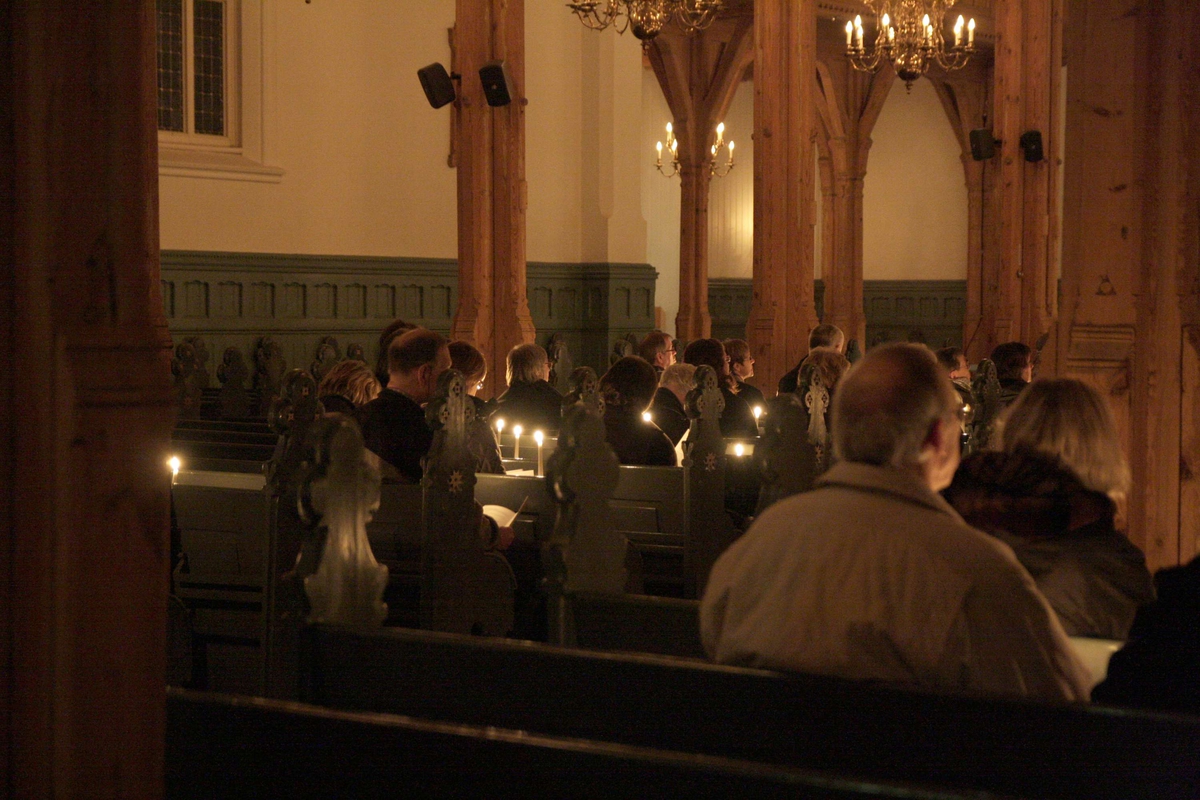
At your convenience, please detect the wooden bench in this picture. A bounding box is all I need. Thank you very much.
[300,624,1200,800]
[171,469,270,694]
[166,687,973,800]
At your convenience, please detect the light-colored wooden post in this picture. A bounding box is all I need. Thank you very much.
[749,0,819,390]
[452,0,534,396]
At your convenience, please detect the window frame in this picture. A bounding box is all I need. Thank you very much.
[158,0,284,183]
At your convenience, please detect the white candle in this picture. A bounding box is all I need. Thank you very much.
[753,405,762,421]
[845,20,853,47]
[168,455,181,485]
[968,18,975,46]
[495,417,505,448]
[854,15,863,49]
[534,430,544,477]
[954,15,964,47]
[513,424,523,460]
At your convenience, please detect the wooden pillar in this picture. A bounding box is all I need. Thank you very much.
[929,70,992,361]
[1060,0,1200,570]
[990,0,1059,351]
[646,12,753,341]
[813,59,892,350]
[3,1,175,794]
[749,0,819,389]
[452,0,535,396]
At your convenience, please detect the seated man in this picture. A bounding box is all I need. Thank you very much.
[357,328,451,483]
[778,324,845,395]
[600,356,677,466]
[489,343,564,433]
[638,330,676,375]
[701,343,1091,701]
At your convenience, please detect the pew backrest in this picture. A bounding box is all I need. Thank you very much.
[301,624,1200,800]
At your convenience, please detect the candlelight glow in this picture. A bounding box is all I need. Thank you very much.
[168,455,182,476]
[534,430,544,446]
[734,443,745,458]
[496,418,506,433]
[753,406,763,420]
[642,411,652,422]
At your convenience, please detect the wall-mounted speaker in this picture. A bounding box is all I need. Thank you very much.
[479,61,513,107]
[418,63,456,109]
[969,128,996,161]
[1020,130,1044,162]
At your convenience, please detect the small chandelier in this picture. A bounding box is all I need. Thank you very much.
[567,0,723,41]
[655,122,735,178]
[846,0,976,90]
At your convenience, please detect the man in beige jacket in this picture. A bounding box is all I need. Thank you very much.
[701,343,1091,701]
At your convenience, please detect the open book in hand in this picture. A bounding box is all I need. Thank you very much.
[482,496,528,529]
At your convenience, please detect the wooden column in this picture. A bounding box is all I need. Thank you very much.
[749,0,819,390]
[646,9,753,341]
[3,1,175,794]
[990,0,1060,352]
[1060,0,1200,570]
[929,68,993,361]
[451,0,535,396]
[813,54,894,349]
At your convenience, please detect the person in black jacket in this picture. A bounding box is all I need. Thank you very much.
[724,338,766,413]
[600,357,677,466]
[944,378,1154,639]
[489,342,564,433]
[650,362,695,446]
[777,324,845,396]
[682,339,758,438]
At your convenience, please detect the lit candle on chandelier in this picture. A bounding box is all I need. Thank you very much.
[534,430,545,477]
[854,15,864,49]
[922,14,932,45]
[655,140,663,165]
[954,15,964,47]
[967,18,975,47]
[512,424,523,460]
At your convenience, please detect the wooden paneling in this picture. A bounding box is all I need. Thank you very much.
[160,251,655,376]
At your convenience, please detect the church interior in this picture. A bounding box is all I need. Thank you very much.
[3,0,1200,796]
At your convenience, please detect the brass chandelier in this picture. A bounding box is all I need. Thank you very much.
[846,0,976,89]
[566,0,724,41]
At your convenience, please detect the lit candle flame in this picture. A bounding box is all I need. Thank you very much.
[168,455,182,476]
[496,418,506,433]
[513,424,523,437]
[642,411,652,423]
[753,406,762,420]
[534,430,544,446]
[734,443,745,458]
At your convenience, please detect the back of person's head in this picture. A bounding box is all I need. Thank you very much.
[801,347,851,390]
[660,362,697,396]
[638,331,674,364]
[388,328,448,376]
[832,343,957,468]
[318,360,381,407]
[991,341,1032,381]
[375,318,417,383]
[809,324,845,353]
[935,346,965,373]
[995,378,1131,495]
[506,343,549,386]
[448,340,487,387]
[600,356,659,412]
[682,338,730,378]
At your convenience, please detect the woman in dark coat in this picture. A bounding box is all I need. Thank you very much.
[681,338,758,439]
[599,356,677,467]
[944,379,1154,640]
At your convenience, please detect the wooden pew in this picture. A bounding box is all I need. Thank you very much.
[165,688,971,800]
[171,469,270,694]
[301,624,1200,800]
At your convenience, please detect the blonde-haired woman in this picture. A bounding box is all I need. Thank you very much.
[944,378,1154,639]
[318,359,382,414]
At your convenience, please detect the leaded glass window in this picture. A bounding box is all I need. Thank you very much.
[156,0,227,139]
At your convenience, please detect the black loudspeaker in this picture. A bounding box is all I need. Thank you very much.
[1020,130,1045,162]
[418,63,456,109]
[479,61,513,107]
[969,128,996,161]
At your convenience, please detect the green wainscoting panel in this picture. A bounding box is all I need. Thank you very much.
[160,251,657,378]
[707,278,965,350]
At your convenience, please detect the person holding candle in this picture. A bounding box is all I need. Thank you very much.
[599,356,677,467]
[488,343,564,434]
[724,338,766,411]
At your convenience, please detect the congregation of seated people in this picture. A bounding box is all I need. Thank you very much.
[228,315,1197,716]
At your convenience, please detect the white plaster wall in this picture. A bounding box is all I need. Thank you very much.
[641,68,681,333]
[707,82,754,279]
[160,1,460,257]
[862,76,968,280]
